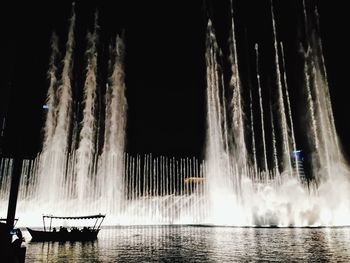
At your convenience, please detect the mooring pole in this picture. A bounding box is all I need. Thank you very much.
[6,156,23,231]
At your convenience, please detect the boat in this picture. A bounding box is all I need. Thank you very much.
[27,214,105,241]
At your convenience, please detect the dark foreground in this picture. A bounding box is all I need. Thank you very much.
[23,226,350,262]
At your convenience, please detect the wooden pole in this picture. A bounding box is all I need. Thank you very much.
[6,157,22,231]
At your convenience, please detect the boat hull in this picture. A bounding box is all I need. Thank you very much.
[27,228,99,241]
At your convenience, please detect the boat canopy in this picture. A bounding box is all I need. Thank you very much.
[41,214,106,231]
[42,214,105,220]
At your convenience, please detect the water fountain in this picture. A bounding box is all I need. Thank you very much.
[1,0,349,227]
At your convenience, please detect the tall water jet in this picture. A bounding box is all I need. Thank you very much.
[42,32,60,151]
[280,43,299,178]
[97,35,127,215]
[228,0,248,178]
[270,1,292,175]
[205,19,237,224]
[314,8,340,160]
[51,4,76,153]
[255,44,268,173]
[301,0,346,182]
[75,12,99,203]
[36,3,76,205]
[249,89,258,177]
[270,101,279,175]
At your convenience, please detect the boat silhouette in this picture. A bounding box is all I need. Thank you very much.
[27,214,105,241]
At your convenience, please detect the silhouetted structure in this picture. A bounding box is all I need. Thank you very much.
[27,214,105,241]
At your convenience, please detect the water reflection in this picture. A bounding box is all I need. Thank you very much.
[26,239,99,262]
[24,226,350,262]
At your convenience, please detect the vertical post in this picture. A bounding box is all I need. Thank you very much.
[93,217,98,230]
[96,216,105,230]
[6,157,22,231]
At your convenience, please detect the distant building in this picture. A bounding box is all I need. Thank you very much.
[184,177,204,194]
[292,150,306,181]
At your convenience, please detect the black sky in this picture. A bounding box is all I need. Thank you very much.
[1,0,349,161]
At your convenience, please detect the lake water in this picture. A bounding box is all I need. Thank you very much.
[22,226,350,262]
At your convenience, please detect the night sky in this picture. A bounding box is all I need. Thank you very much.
[1,0,349,162]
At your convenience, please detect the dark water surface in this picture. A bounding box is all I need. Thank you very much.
[23,226,350,262]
